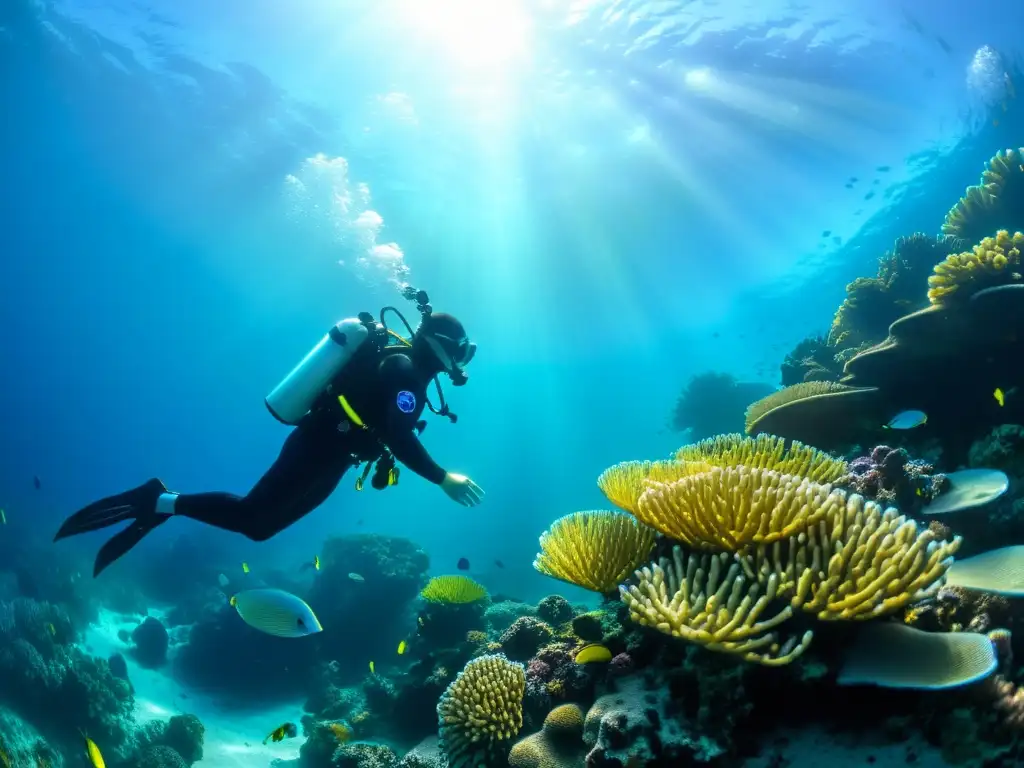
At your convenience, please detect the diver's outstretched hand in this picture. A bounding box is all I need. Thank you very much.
[441,472,484,507]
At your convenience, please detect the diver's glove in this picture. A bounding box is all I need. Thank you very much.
[441,472,484,507]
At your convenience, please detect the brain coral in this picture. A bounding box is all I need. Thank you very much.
[437,653,525,768]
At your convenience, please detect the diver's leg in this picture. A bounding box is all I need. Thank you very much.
[172,415,354,541]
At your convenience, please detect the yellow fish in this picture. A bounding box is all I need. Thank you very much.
[369,660,375,674]
[48,623,55,636]
[397,640,407,655]
[574,644,613,664]
[242,562,250,574]
[328,722,352,744]
[313,555,320,571]
[995,388,1006,407]
[262,722,298,744]
[83,734,105,768]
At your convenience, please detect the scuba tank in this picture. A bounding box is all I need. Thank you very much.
[265,318,371,425]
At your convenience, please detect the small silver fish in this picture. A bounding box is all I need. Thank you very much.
[348,572,365,582]
[885,410,927,430]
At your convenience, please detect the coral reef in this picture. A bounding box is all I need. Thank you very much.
[500,617,555,662]
[0,597,133,757]
[670,371,775,440]
[437,653,525,768]
[536,595,574,626]
[420,575,488,604]
[780,334,845,386]
[533,511,656,593]
[674,433,849,483]
[744,382,884,447]
[508,703,586,768]
[841,444,948,513]
[929,230,1024,305]
[942,148,1024,244]
[829,232,952,350]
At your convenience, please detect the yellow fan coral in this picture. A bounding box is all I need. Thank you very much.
[636,466,845,551]
[927,230,1024,305]
[743,383,862,437]
[744,493,961,620]
[507,703,585,768]
[675,433,848,484]
[438,653,526,768]
[421,575,488,604]
[620,547,812,666]
[533,511,657,593]
[597,459,711,514]
[943,148,1024,243]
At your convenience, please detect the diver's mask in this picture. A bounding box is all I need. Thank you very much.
[424,332,476,386]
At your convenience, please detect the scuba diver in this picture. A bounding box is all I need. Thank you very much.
[55,288,484,577]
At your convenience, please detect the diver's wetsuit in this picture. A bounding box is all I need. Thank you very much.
[172,347,446,541]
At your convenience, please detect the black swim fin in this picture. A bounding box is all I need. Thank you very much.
[54,478,168,541]
[93,514,170,578]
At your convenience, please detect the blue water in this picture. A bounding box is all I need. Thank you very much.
[1,1,1023,766]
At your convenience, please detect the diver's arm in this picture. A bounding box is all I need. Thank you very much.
[378,356,447,484]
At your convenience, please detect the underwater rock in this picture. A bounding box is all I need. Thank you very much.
[536,595,574,626]
[131,615,170,669]
[163,713,205,765]
[905,584,1010,635]
[335,743,400,768]
[109,651,134,692]
[583,675,725,764]
[416,600,487,650]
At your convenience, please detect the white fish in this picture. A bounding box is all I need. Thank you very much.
[230,589,322,638]
[348,572,365,582]
[217,573,230,588]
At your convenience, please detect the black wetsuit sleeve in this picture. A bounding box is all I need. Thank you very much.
[378,355,447,485]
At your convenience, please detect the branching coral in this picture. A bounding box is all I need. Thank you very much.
[533,511,656,593]
[420,576,488,605]
[636,466,845,550]
[597,459,711,514]
[620,547,812,666]
[437,654,525,768]
[928,229,1024,305]
[674,433,848,484]
[942,148,1024,244]
[744,493,961,620]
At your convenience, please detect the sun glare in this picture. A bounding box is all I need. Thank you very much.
[397,0,532,71]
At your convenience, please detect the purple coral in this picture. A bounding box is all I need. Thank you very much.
[842,445,947,512]
[608,652,634,677]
